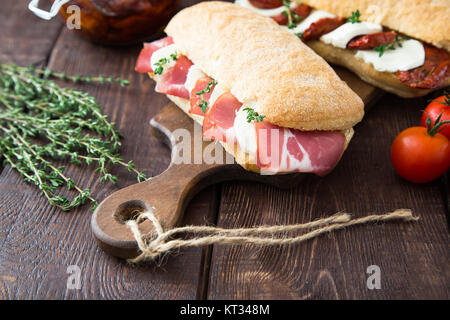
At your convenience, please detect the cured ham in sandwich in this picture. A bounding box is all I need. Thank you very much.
[237,0,450,98]
[135,1,364,175]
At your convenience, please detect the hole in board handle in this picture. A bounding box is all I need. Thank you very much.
[114,200,150,225]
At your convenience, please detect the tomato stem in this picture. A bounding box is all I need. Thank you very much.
[425,111,450,137]
[431,92,450,107]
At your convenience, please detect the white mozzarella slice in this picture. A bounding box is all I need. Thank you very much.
[150,44,178,75]
[355,39,425,72]
[184,64,206,93]
[234,105,258,155]
[289,10,336,34]
[320,22,382,48]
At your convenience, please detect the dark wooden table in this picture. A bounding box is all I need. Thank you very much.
[0,0,448,300]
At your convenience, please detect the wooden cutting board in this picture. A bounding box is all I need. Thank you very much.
[91,66,382,259]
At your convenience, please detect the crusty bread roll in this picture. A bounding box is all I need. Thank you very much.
[165,1,364,131]
[291,0,450,98]
[307,40,450,98]
[165,94,354,174]
[297,0,450,52]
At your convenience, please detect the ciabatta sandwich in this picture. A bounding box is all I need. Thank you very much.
[135,1,364,175]
[236,0,450,98]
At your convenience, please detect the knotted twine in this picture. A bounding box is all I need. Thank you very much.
[126,208,418,263]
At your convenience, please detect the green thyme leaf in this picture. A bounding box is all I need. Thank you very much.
[243,107,265,123]
[199,99,209,114]
[282,0,298,30]
[374,36,406,57]
[195,80,217,114]
[347,10,361,23]
[153,52,178,75]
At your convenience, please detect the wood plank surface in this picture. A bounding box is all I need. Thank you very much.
[0,0,211,299]
[208,95,450,299]
[0,0,62,66]
[0,0,448,300]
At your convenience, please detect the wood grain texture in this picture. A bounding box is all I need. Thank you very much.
[0,0,62,66]
[0,1,211,299]
[207,94,450,299]
[0,0,448,301]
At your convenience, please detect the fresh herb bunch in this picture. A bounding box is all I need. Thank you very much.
[244,107,265,123]
[0,63,146,211]
[347,10,361,23]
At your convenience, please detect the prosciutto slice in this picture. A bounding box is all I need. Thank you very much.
[255,120,346,175]
[135,37,174,73]
[189,76,216,116]
[202,92,242,143]
[155,55,193,99]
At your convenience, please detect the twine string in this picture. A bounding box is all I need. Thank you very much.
[126,208,418,264]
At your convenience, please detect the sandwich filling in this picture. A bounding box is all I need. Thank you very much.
[236,0,450,89]
[136,37,348,175]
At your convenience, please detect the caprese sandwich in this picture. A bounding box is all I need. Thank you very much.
[236,0,450,98]
[135,1,364,175]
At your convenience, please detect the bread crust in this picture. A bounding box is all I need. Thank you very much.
[165,1,364,131]
[165,94,353,174]
[307,40,450,98]
[296,0,450,53]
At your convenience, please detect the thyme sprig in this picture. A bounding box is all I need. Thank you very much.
[7,64,130,86]
[282,0,300,29]
[153,52,178,75]
[195,80,217,114]
[347,10,361,23]
[374,35,407,57]
[243,107,265,123]
[0,63,147,211]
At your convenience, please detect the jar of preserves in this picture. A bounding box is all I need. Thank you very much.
[29,0,180,45]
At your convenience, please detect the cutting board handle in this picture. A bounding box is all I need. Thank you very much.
[91,161,230,259]
[91,103,234,258]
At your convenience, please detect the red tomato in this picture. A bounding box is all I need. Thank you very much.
[391,127,450,183]
[421,95,450,139]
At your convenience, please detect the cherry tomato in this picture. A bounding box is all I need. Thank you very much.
[391,126,450,183]
[421,95,450,139]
